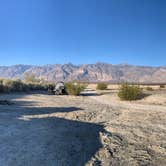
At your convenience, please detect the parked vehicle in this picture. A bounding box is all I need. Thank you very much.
[48,82,67,95]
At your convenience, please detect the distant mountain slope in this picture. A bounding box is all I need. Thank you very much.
[0,63,165,83]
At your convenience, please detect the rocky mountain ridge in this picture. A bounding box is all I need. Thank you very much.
[0,63,165,83]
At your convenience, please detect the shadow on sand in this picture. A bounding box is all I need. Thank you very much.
[0,94,106,166]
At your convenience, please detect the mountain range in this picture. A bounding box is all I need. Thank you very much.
[0,63,165,83]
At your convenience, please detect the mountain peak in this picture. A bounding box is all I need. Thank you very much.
[0,63,165,83]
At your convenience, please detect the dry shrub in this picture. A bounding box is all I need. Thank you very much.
[118,83,143,101]
[146,87,153,91]
[0,83,5,93]
[0,78,50,93]
[65,82,85,96]
[96,83,108,90]
[160,85,165,88]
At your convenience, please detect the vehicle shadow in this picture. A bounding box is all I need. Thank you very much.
[81,92,101,96]
[0,97,106,166]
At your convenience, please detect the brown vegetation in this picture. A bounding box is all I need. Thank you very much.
[0,77,52,93]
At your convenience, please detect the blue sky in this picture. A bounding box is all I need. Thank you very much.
[0,0,165,66]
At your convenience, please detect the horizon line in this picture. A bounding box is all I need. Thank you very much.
[0,62,165,68]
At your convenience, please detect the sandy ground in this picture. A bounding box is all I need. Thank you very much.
[88,84,162,91]
[0,90,166,166]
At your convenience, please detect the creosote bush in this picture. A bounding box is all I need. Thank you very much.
[24,73,39,83]
[0,82,5,93]
[65,82,85,96]
[118,83,143,101]
[146,87,153,91]
[160,85,165,88]
[0,78,51,93]
[96,82,108,90]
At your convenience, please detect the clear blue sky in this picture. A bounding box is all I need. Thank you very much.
[0,0,165,66]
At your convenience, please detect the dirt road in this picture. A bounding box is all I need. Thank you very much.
[0,92,166,166]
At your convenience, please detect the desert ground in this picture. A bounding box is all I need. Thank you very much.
[0,85,166,166]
